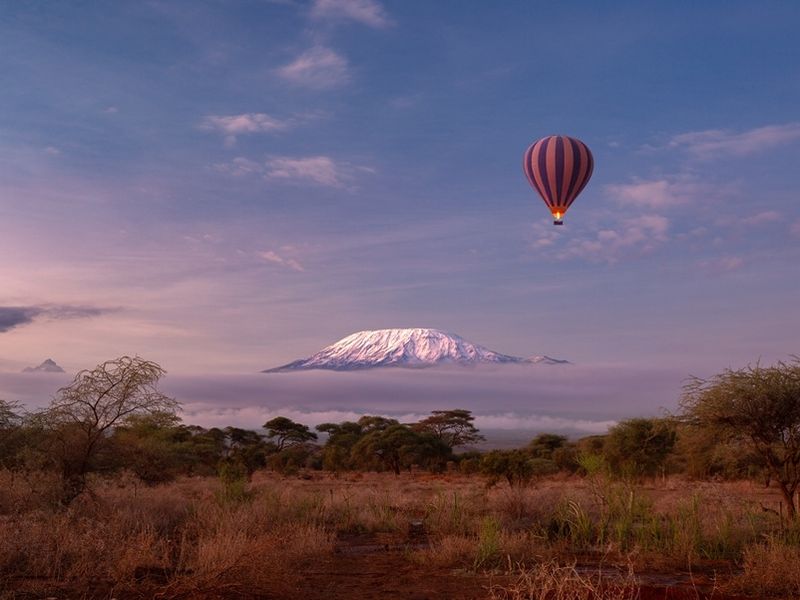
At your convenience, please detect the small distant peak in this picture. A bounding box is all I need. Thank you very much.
[527,355,571,365]
[23,358,66,373]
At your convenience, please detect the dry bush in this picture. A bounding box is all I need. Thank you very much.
[415,534,477,567]
[489,561,640,600]
[486,485,565,530]
[497,531,549,564]
[250,471,489,536]
[0,504,173,584]
[154,484,335,597]
[423,488,487,536]
[0,473,334,598]
[1,469,797,598]
[0,469,65,513]
[727,540,800,597]
[95,479,195,536]
[163,523,333,599]
[415,525,547,570]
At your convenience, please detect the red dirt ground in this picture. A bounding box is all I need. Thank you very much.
[1,555,759,600]
[281,533,753,600]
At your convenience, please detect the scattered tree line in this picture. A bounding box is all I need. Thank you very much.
[2,355,799,517]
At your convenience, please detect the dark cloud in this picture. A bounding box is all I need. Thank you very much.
[0,304,114,333]
[42,305,112,320]
[0,307,43,332]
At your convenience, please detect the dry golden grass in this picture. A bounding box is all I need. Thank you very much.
[0,470,797,598]
[488,561,639,600]
[727,539,800,597]
[0,473,334,598]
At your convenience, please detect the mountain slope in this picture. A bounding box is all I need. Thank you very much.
[264,328,567,372]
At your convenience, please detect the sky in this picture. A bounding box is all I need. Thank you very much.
[1,1,799,430]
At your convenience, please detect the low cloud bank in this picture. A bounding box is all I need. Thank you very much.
[167,365,683,436]
[0,364,684,437]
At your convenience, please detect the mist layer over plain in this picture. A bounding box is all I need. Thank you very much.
[0,364,684,439]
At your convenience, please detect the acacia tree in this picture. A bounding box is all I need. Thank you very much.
[413,409,484,449]
[110,411,184,484]
[527,433,568,458]
[603,418,676,478]
[317,421,364,472]
[221,426,274,477]
[263,416,317,450]
[0,399,24,469]
[680,359,800,518]
[0,399,22,429]
[352,424,411,475]
[479,449,551,487]
[351,423,447,475]
[39,356,179,505]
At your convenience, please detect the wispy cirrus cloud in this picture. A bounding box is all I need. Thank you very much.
[200,113,290,146]
[0,305,111,333]
[740,210,781,226]
[667,122,800,159]
[697,256,744,273]
[310,0,392,28]
[276,46,351,89]
[214,155,372,188]
[259,249,305,272]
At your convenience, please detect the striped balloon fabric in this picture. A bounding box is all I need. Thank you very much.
[523,135,593,225]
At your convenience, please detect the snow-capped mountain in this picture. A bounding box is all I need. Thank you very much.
[264,328,568,372]
[23,358,65,373]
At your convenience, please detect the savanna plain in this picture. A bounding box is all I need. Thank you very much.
[1,470,798,600]
[3,357,800,599]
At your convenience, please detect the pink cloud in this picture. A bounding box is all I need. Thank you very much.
[200,113,290,146]
[201,113,287,134]
[259,250,305,272]
[605,177,718,209]
[741,210,781,225]
[310,0,392,28]
[668,122,800,158]
[264,156,349,187]
[277,47,351,89]
[697,256,745,273]
[531,214,670,264]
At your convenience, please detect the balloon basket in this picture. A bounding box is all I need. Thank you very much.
[553,220,563,226]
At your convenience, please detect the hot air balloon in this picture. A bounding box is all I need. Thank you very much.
[523,135,593,225]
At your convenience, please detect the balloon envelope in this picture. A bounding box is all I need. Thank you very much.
[523,135,593,224]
